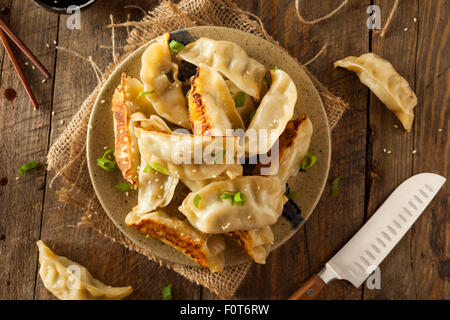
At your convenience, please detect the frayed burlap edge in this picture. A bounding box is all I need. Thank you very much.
[47,0,347,299]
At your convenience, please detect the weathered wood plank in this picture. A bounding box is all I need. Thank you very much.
[35,0,200,300]
[363,0,419,299]
[0,0,58,299]
[410,0,449,300]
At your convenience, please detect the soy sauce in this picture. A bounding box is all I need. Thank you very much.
[4,88,16,101]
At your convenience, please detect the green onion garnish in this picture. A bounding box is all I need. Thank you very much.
[137,90,155,99]
[162,285,172,300]
[220,191,246,206]
[331,176,341,198]
[194,194,201,208]
[301,151,317,171]
[249,110,256,123]
[115,182,131,192]
[288,192,300,199]
[97,149,117,172]
[17,161,38,175]
[273,66,279,70]
[143,164,152,173]
[212,150,226,164]
[169,40,184,53]
[145,234,150,239]
[150,161,169,175]
[235,91,246,107]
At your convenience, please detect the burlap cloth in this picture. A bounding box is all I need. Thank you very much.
[47,0,347,298]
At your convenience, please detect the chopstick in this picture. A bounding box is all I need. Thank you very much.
[0,29,40,109]
[0,18,50,78]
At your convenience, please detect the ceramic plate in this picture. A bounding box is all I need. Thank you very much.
[87,26,331,267]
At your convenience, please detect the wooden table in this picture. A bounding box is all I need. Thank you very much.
[0,0,448,300]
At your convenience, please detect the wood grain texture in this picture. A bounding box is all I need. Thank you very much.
[0,0,57,299]
[363,0,419,300]
[0,0,448,300]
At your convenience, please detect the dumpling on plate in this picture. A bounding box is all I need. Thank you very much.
[188,63,244,135]
[227,226,274,264]
[254,114,313,188]
[226,80,256,128]
[112,74,157,188]
[140,33,190,128]
[37,240,132,300]
[334,53,417,132]
[178,37,266,99]
[179,176,287,234]
[245,68,297,156]
[125,210,226,272]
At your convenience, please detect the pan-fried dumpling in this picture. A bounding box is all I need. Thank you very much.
[245,69,297,156]
[227,226,274,264]
[334,53,417,132]
[226,80,256,128]
[254,115,313,188]
[179,176,287,234]
[188,63,244,135]
[112,74,157,188]
[125,210,226,272]
[37,240,132,300]
[178,37,266,99]
[135,128,242,165]
[140,33,190,128]
[133,115,178,213]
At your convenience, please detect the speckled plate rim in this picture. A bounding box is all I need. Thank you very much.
[87,26,331,268]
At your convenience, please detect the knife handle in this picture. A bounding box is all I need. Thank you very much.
[288,274,326,300]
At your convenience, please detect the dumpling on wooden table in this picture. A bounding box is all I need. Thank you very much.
[112,73,157,188]
[334,53,417,132]
[37,240,132,300]
[140,33,190,128]
[125,210,226,272]
[226,80,256,128]
[245,68,297,156]
[179,176,287,234]
[188,63,244,135]
[178,37,266,99]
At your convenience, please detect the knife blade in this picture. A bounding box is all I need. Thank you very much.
[289,173,446,300]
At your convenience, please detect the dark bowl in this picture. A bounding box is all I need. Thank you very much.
[32,0,97,14]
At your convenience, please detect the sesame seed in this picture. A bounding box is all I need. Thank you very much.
[404,27,408,32]
[15,177,19,181]
[387,150,392,154]
[393,125,399,128]
[383,148,387,153]
[100,99,106,104]
[46,43,50,48]
[60,120,65,125]
[41,79,46,83]
[438,128,443,132]
[53,40,57,45]
[25,62,29,66]
[412,150,417,154]
[413,17,417,23]
[31,65,36,70]
[51,111,55,116]
[125,192,129,197]
[103,146,108,149]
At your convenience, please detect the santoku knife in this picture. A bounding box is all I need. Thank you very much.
[289,173,446,300]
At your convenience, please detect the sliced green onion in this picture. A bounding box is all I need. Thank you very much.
[97,149,116,172]
[194,194,201,208]
[145,234,150,239]
[115,182,131,192]
[233,192,246,206]
[301,151,317,171]
[162,285,172,300]
[235,91,246,107]
[212,150,226,164]
[249,110,256,123]
[331,176,341,198]
[150,161,169,175]
[143,164,152,173]
[169,40,185,53]
[273,66,279,70]
[288,192,300,199]
[17,161,38,175]
[137,90,155,99]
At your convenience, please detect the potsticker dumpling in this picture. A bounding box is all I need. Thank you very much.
[226,80,256,128]
[140,33,190,128]
[179,176,287,234]
[188,63,244,135]
[125,210,226,272]
[254,115,313,188]
[334,53,417,132]
[178,37,266,99]
[37,240,132,300]
[245,68,297,156]
[227,226,274,264]
[112,74,157,188]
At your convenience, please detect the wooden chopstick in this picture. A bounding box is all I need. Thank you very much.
[0,18,50,79]
[0,29,40,109]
